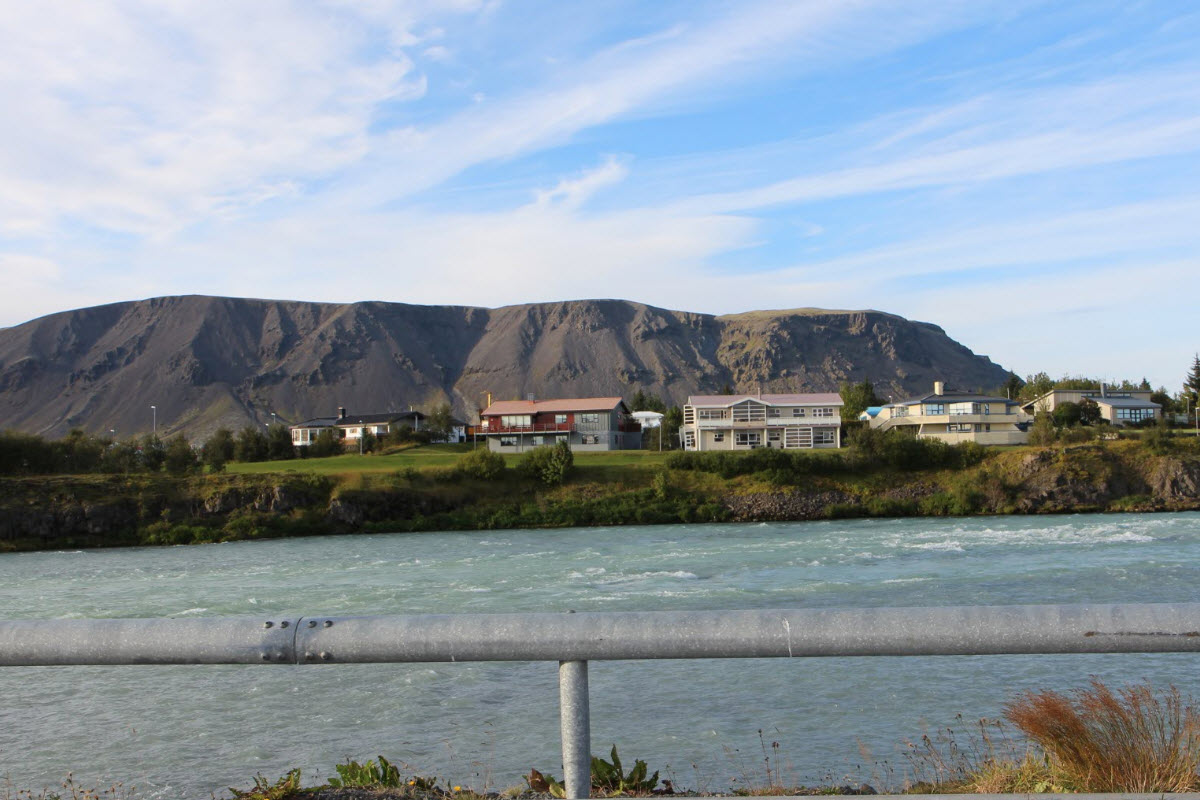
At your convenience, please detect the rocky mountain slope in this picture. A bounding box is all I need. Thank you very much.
[0,295,1013,438]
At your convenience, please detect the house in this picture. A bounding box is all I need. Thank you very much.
[478,397,642,452]
[681,393,843,450]
[290,407,427,446]
[1020,386,1161,426]
[866,382,1027,445]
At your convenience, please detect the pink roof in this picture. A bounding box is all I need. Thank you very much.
[687,393,843,407]
[482,397,626,416]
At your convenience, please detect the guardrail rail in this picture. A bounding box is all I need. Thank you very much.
[3,603,1200,798]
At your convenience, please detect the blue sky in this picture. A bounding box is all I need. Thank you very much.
[2,1,1198,391]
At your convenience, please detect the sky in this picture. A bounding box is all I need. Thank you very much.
[1,1,1198,391]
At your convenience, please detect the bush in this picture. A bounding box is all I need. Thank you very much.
[1004,679,1200,793]
[1028,414,1057,446]
[455,447,506,480]
[519,440,575,486]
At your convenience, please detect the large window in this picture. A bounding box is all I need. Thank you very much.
[812,407,834,417]
[1116,408,1155,422]
[814,429,836,444]
[697,408,725,420]
[500,415,531,427]
[790,408,806,417]
[925,403,945,415]
[499,436,517,447]
[578,413,601,424]
[947,423,973,432]
[734,432,761,446]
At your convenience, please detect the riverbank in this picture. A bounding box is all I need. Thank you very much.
[2,440,1198,552]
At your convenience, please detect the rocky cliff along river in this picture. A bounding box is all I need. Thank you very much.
[2,513,1199,799]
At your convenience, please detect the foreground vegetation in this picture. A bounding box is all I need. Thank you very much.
[6,679,1198,798]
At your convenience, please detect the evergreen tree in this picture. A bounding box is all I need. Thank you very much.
[235,425,270,462]
[1186,354,1200,411]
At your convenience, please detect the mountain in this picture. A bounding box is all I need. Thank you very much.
[0,295,1014,438]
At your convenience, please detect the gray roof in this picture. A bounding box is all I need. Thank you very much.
[1094,397,1160,410]
[893,391,1016,407]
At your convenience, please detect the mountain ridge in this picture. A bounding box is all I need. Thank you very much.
[0,295,1013,439]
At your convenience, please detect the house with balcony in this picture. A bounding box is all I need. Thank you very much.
[866,382,1028,445]
[681,393,843,451]
[1020,386,1161,426]
[478,397,642,452]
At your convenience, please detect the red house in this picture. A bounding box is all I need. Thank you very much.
[478,397,641,452]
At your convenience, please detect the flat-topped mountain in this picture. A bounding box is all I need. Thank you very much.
[0,295,1013,438]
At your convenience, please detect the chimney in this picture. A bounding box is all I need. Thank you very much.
[486,391,493,408]
[337,406,347,420]
[1101,383,1107,398]
[933,381,944,396]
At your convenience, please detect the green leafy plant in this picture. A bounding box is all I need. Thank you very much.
[229,769,302,800]
[591,745,659,795]
[328,755,403,788]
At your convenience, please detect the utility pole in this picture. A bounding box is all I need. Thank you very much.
[359,421,364,455]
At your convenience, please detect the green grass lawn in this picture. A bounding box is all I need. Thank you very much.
[224,444,674,475]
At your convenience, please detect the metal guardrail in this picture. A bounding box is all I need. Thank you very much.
[3,604,1200,798]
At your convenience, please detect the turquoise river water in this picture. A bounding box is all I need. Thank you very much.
[2,512,1199,798]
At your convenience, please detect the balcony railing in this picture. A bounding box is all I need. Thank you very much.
[481,422,574,434]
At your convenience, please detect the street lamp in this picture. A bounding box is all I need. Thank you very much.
[270,412,277,427]
[150,405,156,435]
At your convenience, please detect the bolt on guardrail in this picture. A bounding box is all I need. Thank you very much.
[3,603,1200,798]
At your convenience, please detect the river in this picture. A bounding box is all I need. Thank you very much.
[2,512,1199,798]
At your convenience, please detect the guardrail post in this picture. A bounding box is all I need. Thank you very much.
[559,659,590,799]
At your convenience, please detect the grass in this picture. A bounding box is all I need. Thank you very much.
[224,445,674,476]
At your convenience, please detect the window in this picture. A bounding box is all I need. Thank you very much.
[1116,408,1154,422]
[734,432,761,446]
[684,431,696,449]
[713,432,724,442]
[500,415,531,427]
[697,408,725,420]
[893,406,909,417]
[947,423,973,432]
[578,413,601,424]
[531,435,544,446]
[555,414,567,424]
[814,429,836,444]
[791,408,806,417]
[812,407,835,418]
[925,403,945,415]
[499,436,517,447]
[581,434,600,445]
[767,430,781,441]
[767,407,781,417]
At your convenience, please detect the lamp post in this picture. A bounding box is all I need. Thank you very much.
[270,412,277,428]
[359,420,364,455]
[150,406,156,435]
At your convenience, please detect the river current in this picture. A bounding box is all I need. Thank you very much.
[2,513,1199,798]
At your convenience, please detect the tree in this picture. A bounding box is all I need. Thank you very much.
[139,433,166,472]
[1028,413,1057,446]
[662,405,683,450]
[235,426,269,462]
[456,447,506,480]
[201,428,235,473]
[308,428,343,458]
[267,424,294,460]
[163,435,199,475]
[1000,372,1024,400]
[1150,388,1175,415]
[425,403,456,442]
[1052,401,1082,428]
[1078,397,1102,426]
[1019,372,1055,402]
[1186,354,1200,412]
[630,391,666,413]
[839,379,883,421]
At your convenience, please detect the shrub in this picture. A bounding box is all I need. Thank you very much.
[518,440,575,486]
[1028,414,1057,446]
[456,447,506,480]
[1004,679,1200,793]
